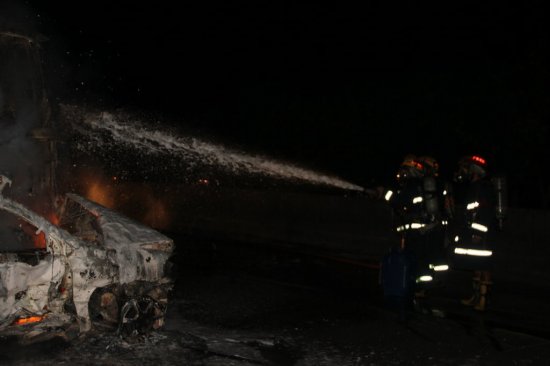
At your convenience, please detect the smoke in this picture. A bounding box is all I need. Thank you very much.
[1,3,50,251]
[0,1,39,36]
[0,1,45,198]
[0,74,45,251]
[0,41,46,202]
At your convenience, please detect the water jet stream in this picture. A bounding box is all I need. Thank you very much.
[65,106,364,192]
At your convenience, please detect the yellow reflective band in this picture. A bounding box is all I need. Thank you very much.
[396,223,424,231]
[467,201,480,210]
[385,190,393,201]
[433,265,449,272]
[413,196,423,204]
[471,223,488,232]
[396,224,410,232]
[454,247,493,257]
[418,275,433,282]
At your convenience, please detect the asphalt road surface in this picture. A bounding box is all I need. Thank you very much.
[2,236,550,365]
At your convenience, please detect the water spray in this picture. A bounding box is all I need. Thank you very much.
[63,105,365,192]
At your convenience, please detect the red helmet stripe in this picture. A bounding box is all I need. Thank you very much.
[472,156,486,165]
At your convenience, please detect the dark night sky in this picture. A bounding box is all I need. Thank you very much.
[4,1,550,207]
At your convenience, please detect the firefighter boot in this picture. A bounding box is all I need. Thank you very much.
[474,281,491,312]
[461,276,480,306]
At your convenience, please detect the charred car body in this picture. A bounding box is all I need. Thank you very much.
[0,176,174,342]
[1,31,174,342]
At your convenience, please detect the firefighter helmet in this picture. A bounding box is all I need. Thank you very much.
[419,156,439,177]
[455,155,487,182]
[397,154,425,181]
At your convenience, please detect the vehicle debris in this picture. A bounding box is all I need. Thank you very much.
[0,175,174,343]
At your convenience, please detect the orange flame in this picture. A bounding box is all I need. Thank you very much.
[34,231,46,248]
[86,180,116,208]
[12,315,46,326]
[48,212,60,226]
[73,167,173,230]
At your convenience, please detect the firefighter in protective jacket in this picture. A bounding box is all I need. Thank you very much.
[384,155,450,296]
[451,155,496,311]
[417,156,454,281]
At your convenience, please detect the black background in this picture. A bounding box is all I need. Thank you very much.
[4,1,550,208]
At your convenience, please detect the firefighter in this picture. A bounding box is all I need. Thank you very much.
[417,156,454,282]
[451,155,496,311]
[384,155,442,303]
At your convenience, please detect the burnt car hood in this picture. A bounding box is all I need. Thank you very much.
[64,193,173,284]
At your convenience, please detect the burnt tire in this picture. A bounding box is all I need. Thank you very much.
[89,286,120,329]
[118,296,165,336]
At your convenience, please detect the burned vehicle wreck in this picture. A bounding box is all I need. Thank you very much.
[0,176,174,343]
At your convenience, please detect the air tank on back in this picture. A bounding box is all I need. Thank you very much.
[492,176,508,230]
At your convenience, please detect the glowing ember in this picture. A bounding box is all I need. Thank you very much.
[12,315,46,326]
